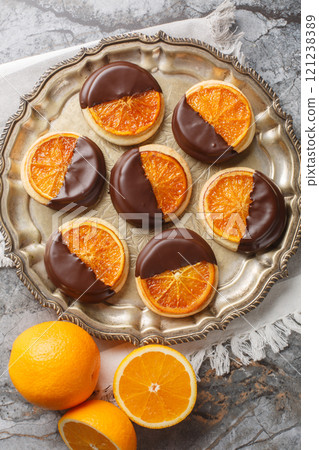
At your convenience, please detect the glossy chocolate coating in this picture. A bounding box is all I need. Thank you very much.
[238,171,286,252]
[172,96,237,164]
[110,148,163,228]
[80,61,162,108]
[45,230,114,303]
[135,228,217,279]
[48,136,106,210]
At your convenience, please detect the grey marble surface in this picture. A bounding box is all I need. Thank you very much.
[0,1,300,449]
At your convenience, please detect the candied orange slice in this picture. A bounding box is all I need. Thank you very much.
[113,345,197,429]
[187,84,251,147]
[138,262,215,315]
[203,171,254,243]
[61,221,125,287]
[27,134,77,200]
[89,90,161,136]
[140,150,188,215]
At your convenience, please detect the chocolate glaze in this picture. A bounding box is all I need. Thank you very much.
[110,148,163,228]
[172,96,237,164]
[44,230,114,303]
[238,171,287,253]
[135,228,217,279]
[80,61,162,108]
[48,136,106,210]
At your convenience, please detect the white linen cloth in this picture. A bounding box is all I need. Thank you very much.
[0,1,300,395]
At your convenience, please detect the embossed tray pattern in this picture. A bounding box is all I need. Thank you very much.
[0,32,301,345]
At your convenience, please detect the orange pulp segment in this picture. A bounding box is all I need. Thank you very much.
[140,150,188,215]
[187,85,251,147]
[28,134,77,200]
[89,90,161,135]
[204,171,254,243]
[113,345,197,429]
[61,422,117,450]
[139,261,215,315]
[62,221,125,287]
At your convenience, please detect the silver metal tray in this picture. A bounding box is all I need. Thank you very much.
[0,32,300,345]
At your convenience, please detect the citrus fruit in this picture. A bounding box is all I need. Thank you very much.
[23,133,77,202]
[89,90,161,136]
[61,219,128,291]
[186,81,253,148]
[8,321,100,410]
[58,400,137,450]
[202,169,254,244]
[140,145,190,216]
[113,345,197,429]
[137,262,216,316]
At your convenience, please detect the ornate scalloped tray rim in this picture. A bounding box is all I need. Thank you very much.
[0,31,301,346]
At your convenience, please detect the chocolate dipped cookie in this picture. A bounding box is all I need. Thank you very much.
[110,144,192,228]
[172,80,255,164]
[199,167,287,252]
[135,228,218,317]
[45,218,129,303]
[80,62,165,145]
[21,133,106,210]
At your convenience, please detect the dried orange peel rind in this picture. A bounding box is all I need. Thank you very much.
[83,91,165,146]
[60,218,129,293]
[113,345,197,429]
[186,80,255,153]
[139,144,192,220]
[199,167,255,252]
[21,132,79,205]
[136,262,218,318]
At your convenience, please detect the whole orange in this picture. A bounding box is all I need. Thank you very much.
[8,321,100,410]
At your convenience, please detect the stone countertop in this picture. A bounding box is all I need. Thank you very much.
[0,1,300,449]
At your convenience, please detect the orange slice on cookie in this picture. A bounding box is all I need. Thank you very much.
[172,80,255,163]
[90,90,161,136]
[135,228,218,317]
[199,167,287,252]
[80,62,165,146]
[110,144,192,228]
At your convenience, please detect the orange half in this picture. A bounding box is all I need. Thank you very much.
[138,261,216,316]
[89,90,161,136]
[203,170,254,243]
[27,133,77,200]
[113,345,197,429]
[140,150,188,215]
[61,221,125,288]
[187,84,251,147]
[59,400,137,450]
